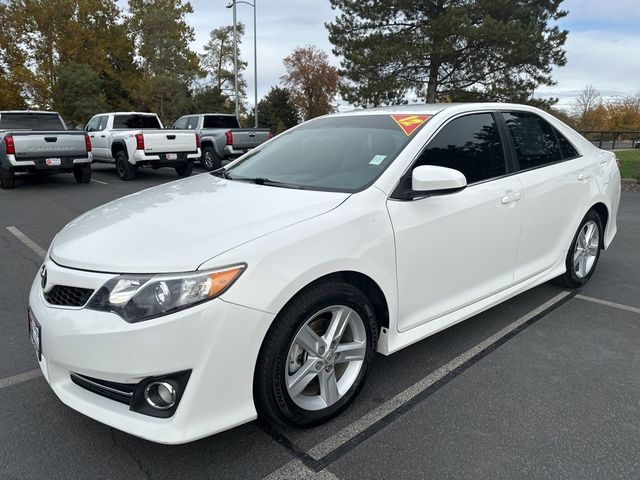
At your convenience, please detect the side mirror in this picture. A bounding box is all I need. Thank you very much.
[411,165,467,194]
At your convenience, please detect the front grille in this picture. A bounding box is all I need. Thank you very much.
[44,285,94,307]
[70,373,135,405]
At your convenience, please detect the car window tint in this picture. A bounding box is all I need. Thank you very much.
[113,115,161,129]
[556,129,579,159]
[414,113,506,184]
[502,112,562,169]
[86,116,100,132]
[0,113,65,131]
[173,117,188,129]
[203,115,239,129]
[187,117,199,129]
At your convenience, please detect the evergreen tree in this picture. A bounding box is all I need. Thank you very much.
[249,86,299,132]
[327,0,568,106]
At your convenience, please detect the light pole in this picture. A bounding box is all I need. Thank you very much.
[226,0,258,128]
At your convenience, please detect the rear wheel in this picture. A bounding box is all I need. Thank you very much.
[0,167,15,189]
[254,281,378,427]
[555,210,603,288]
[73,164,91,184]
[175,161,194,177]
[201,146,221,171]
[115,151,136,181]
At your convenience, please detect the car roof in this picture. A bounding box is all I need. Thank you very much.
[0,110,60,114]
[331,102,542,117]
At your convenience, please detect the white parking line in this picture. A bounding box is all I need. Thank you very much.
[262,459,339,480]
[6,226,46,259]
[576,294,640,315]
[263,291,572,479]
[90,179,108,185]
[0,369,41,389]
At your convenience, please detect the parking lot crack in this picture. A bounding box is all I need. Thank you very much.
[110,428,151,479]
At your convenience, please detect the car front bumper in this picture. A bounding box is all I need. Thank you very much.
[28,259,274,444]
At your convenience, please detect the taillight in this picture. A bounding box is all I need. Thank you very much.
[135,133,145,150]
[84,133,92,152]
[4,134,15,155]
[225,131,233,146]
[268,130,273,139]
[195,133,201,149]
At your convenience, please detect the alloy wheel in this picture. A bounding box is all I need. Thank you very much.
[573,220,599,278]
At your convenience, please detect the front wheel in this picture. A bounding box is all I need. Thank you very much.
[254,281,378,428]
[555,209,603,288]
[73,164,91,183]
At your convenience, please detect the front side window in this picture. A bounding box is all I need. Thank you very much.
[502,112,562,170]
[173,117,188,129]
[413,113,506,184]
[187,116,199,129]
[226,115,430,192]
[86,116,100,132]
[97,116,108,131]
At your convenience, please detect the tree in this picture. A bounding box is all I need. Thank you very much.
[573,85,601,128]
[327,0,568,106]
[53,63,108,126]
[200,23,247,108]
[281,46,339,120]
[3,0,140,110]
[128,0,202,122]
[191,85,236,114]
[246,86,299,132]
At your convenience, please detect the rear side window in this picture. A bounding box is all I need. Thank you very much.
[113,115,161,129]
[502,112,562,170]
[203,115,239,129]
[556,130,579,159]
[414,113,506,184]
[0,113,65,131]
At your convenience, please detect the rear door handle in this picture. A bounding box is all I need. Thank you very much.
[578,172,592,181]
[501,192,522,204]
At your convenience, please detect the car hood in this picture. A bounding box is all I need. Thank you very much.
[50,174,349,273]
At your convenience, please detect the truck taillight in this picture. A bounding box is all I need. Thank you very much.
[4,134,15,155]
[135,133,145,150]
[84,133,92,152]
[269,130,273,139]
[195,133,201,149]
[225,131,233,146]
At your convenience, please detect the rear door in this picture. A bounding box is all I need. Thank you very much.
[500,111,594,282]
[387,112,524,332]
[91,115,109,160]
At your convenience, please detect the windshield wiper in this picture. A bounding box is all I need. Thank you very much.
[232,176,306,190]
[210,169,233,179]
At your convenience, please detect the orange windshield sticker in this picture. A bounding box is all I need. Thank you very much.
[391,114,431,136]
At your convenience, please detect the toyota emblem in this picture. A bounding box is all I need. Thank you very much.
[40,265,47,290]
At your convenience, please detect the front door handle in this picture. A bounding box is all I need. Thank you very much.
[501,192,522,204]
[578,172,592,181]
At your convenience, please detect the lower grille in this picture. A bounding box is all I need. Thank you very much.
[70,373,135,405]
[44,285,94,307]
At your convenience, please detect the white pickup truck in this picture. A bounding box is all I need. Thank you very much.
[86,112,201,180]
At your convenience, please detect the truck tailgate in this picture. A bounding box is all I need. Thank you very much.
[230,129,271,150]
[11,131,88,160]
[142,130,198,154]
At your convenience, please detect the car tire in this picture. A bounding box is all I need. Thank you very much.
[73,164,92,184]
[254,280,378,428]
[0,167,16,189]
[555,209,603,288]
[175,161,194,177]
[115,151,136,181]
[201,146,221,171]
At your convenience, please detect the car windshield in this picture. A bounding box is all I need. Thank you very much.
[225,115,429,192]
[113,114,161,129]
[0,113,65,131]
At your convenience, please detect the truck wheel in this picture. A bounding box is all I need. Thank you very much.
[73,164,92,184]
[115,151,136,181]
[175,161,194,177]
[0,167,16,189]
[201,146,221,171]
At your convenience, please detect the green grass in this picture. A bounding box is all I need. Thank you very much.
[614,150,640,180]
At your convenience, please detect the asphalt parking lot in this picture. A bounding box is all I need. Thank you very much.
[1,165,639,479]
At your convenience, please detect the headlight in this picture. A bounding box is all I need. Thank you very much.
[87,265,246,323]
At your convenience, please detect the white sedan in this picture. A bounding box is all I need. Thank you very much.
[28,103,620,444]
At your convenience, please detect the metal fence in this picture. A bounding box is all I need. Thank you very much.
[579,131,640,180]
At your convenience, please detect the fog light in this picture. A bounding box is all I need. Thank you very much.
[144,381,176,410]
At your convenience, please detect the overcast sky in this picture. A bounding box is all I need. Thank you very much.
[140,0,640,110]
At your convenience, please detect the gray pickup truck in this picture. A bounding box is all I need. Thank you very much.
[0,111,92,189]
[172,113,271,170]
